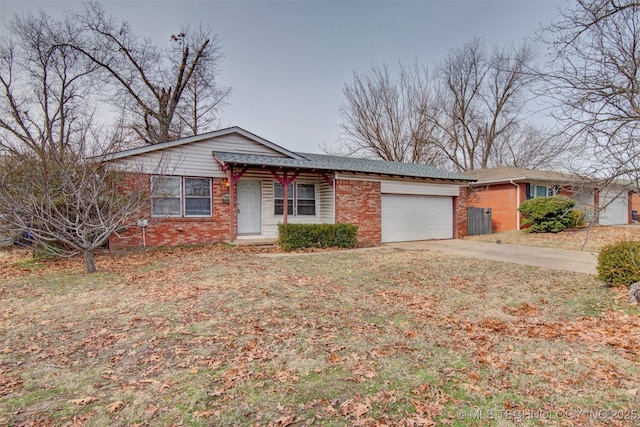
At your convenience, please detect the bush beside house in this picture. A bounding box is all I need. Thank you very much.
[277,223,358,251]
[518,196,578,233]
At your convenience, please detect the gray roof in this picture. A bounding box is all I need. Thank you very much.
[462,166,581,184]
[214,151,472,181]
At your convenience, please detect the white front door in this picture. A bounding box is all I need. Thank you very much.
[237,180,262,234]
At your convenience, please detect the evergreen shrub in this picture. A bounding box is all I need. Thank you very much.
[518,196,576,233]
[277,223,358,251]
[597,241,640,287]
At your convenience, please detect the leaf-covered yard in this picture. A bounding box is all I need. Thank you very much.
[1,243,639,426]
[464,225,640,253]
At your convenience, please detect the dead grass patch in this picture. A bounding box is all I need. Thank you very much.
[1,244,639,426]
[464,225,640,253]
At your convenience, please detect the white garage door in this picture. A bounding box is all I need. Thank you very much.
[599,190,628,225]
[381,194,453,242]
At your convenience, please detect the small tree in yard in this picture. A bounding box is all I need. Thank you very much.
[0,10,152,273]
[518,196,577,233]
[0,150,150,273]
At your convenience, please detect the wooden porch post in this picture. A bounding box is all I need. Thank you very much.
[282,171,288,224]
[271,170,301,225]
[212,154,249,241]
[226,165,248,241]
[228,171,237,241]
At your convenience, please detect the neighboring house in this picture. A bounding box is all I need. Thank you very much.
[106,126,474,249]
[463,166,633,232]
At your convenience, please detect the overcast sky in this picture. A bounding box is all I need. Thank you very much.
[0,0,568,153]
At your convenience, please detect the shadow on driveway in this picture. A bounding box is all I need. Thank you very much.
[385,240,598,275]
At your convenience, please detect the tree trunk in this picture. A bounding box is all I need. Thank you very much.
[84,249,97,273]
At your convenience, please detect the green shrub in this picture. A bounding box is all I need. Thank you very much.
[277,223,358,251]
[597,240,640,287]
[518,196,576,233]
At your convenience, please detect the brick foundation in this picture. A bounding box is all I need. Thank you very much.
[335,179,381,244]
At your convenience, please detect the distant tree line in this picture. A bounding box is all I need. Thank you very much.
[339,0,640,191]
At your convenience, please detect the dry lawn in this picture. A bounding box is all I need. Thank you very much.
[1,243,639,426]
[464,225,640,253]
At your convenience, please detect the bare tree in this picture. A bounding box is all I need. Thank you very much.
[0,11,152,273]
[0,149,150,273]
[0,11,97,158]
[489,124,572,170]
[429,38,558,171]
[174,33,231,136]
[338,63,444,165]
[69,1,230,145]
[338,38,568,171]
[541,0,640,189]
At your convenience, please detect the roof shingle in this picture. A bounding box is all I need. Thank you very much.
[462,166,580,184]
[214,151,472,181]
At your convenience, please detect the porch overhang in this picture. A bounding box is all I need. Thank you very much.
[213,151,335,176]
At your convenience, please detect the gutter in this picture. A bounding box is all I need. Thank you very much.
[510,180,521,230]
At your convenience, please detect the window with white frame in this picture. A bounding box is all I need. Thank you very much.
[273,182,316,216]
[274,183,294,215]
[296,184,316,215]
[528,184,559,199]
[151,176,212,217]
[184,178,212,216]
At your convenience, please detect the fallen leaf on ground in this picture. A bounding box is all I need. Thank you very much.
[68,396,97,405]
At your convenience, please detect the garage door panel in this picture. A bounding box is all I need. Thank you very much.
[599,191,628,225]
[381,195,453,242]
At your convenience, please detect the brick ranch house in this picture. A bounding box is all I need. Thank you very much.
[106,127,474,249]
[463,166,635,232]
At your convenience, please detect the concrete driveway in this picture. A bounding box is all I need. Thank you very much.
[385,240,598,275]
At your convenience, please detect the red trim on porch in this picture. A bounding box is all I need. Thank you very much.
[322,173,334,187]
[270,170,300,224]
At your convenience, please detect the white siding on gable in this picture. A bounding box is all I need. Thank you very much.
[113,145,225,178]
[212,134,291,156]
[111,133,289,177]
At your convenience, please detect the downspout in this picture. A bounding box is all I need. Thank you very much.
[510,180,521,230]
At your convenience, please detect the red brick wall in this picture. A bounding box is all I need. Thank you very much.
[466,183,523,232]
[335,179,381,243]
[455,188,469,238]
[628,191,637,223]
[559,186,573,198]
[109,176,232,249]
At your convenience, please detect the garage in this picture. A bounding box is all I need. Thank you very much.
[380,181,457,243]
[599,190,628,225]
